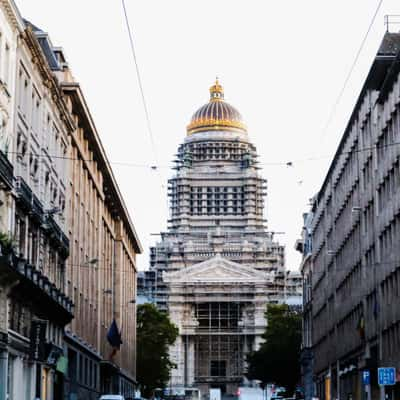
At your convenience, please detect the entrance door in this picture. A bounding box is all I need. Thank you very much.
[210,384,227,394]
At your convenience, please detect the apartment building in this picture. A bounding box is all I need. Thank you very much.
[309,31,400,400]
[59,75,142,398]
[295,211,314,400]
[0,2,142,399]
[0,3,75,399]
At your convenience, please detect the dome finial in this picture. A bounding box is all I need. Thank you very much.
[209,77,224,101]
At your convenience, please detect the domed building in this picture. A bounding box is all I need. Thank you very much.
[142,80,286,397]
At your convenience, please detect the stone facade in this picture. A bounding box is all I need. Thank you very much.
[0,4,74,399]
[144,81,287,397]
[0,3,142,399]
[308,32,400,400]
[295,211,314,400]
[59,76,142,399]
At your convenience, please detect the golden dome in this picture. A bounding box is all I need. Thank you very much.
[187,79,247,135]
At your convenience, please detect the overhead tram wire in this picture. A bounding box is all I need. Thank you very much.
[120,0,170,213]
[120,0,160,172]
[6,150,171,169]
[8,136,400,169]
[317,0,385,148]
[55,252,400,273]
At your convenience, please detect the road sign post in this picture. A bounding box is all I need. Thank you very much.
[363,371,371,400]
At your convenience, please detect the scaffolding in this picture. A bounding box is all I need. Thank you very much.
[165,263,275,394]
[195,302,242,331]
[194,334,244,382]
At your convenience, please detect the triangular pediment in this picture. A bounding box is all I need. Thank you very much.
[163,254,272,283]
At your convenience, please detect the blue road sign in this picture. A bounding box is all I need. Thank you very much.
[378,367,396,386]
[363,370,370,385]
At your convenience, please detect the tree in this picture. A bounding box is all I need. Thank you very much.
[246,304,302,395]
[136,303,179,397]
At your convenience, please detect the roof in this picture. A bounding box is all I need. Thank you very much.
[315,32,400,206]
[163,253,274,284]
[24,20,61,70]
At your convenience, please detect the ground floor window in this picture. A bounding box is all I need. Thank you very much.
[7,355,14,399]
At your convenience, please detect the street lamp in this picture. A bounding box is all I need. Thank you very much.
[84,258,99,266]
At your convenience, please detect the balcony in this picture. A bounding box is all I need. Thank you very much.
[15,176,43,220]
[15,177,69,255]
[42,215,69,257]
[0,150,13,190]
[0,251,74,325]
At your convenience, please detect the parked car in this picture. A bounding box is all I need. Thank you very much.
[99,395,125,400]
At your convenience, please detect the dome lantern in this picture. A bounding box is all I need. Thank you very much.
[209,78,224,101]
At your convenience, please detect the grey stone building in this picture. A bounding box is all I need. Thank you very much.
[144,80,287,397]
[308,32,400,400]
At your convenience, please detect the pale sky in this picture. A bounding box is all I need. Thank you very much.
[16,0,400,271]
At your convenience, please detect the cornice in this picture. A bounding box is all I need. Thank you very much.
[22,27,75,133]
[0,0,24,32]
[61,83,143,254]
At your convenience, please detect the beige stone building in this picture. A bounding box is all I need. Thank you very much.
[55,42,142,399]
[0,2,142,399]
[0,5,75,400]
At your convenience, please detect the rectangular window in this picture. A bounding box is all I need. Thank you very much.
[31,87,41,135]
[94,364,98,389]
[0,32,3,80]
[18,65,30,117]
[210,360,226,377]
[68,349,77,382]
[7,355,15,399]
[79,354,84,383]
[85,357,89,385]
[4,43,10,86]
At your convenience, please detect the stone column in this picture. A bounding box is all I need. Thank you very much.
[187,337,195,386]
[168,294,185,388]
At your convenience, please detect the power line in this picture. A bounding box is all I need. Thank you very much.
[120,0,169,213]
[120,0,159,169]
[8,137,400,169]
[51,253,400,275]
[7,150,170,169]
[318,0,385,145]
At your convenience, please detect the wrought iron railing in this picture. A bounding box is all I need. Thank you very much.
[0,150,13,189]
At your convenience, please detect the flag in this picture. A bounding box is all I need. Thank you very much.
[357,315,366,341]
[107,318,122,358]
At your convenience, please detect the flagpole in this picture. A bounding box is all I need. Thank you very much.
[113,239,117,319]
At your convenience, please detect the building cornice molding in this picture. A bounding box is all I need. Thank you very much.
[22,27,75,134]
[163,254,274,284]
[0,0,24,32]
[61,82,143,254]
